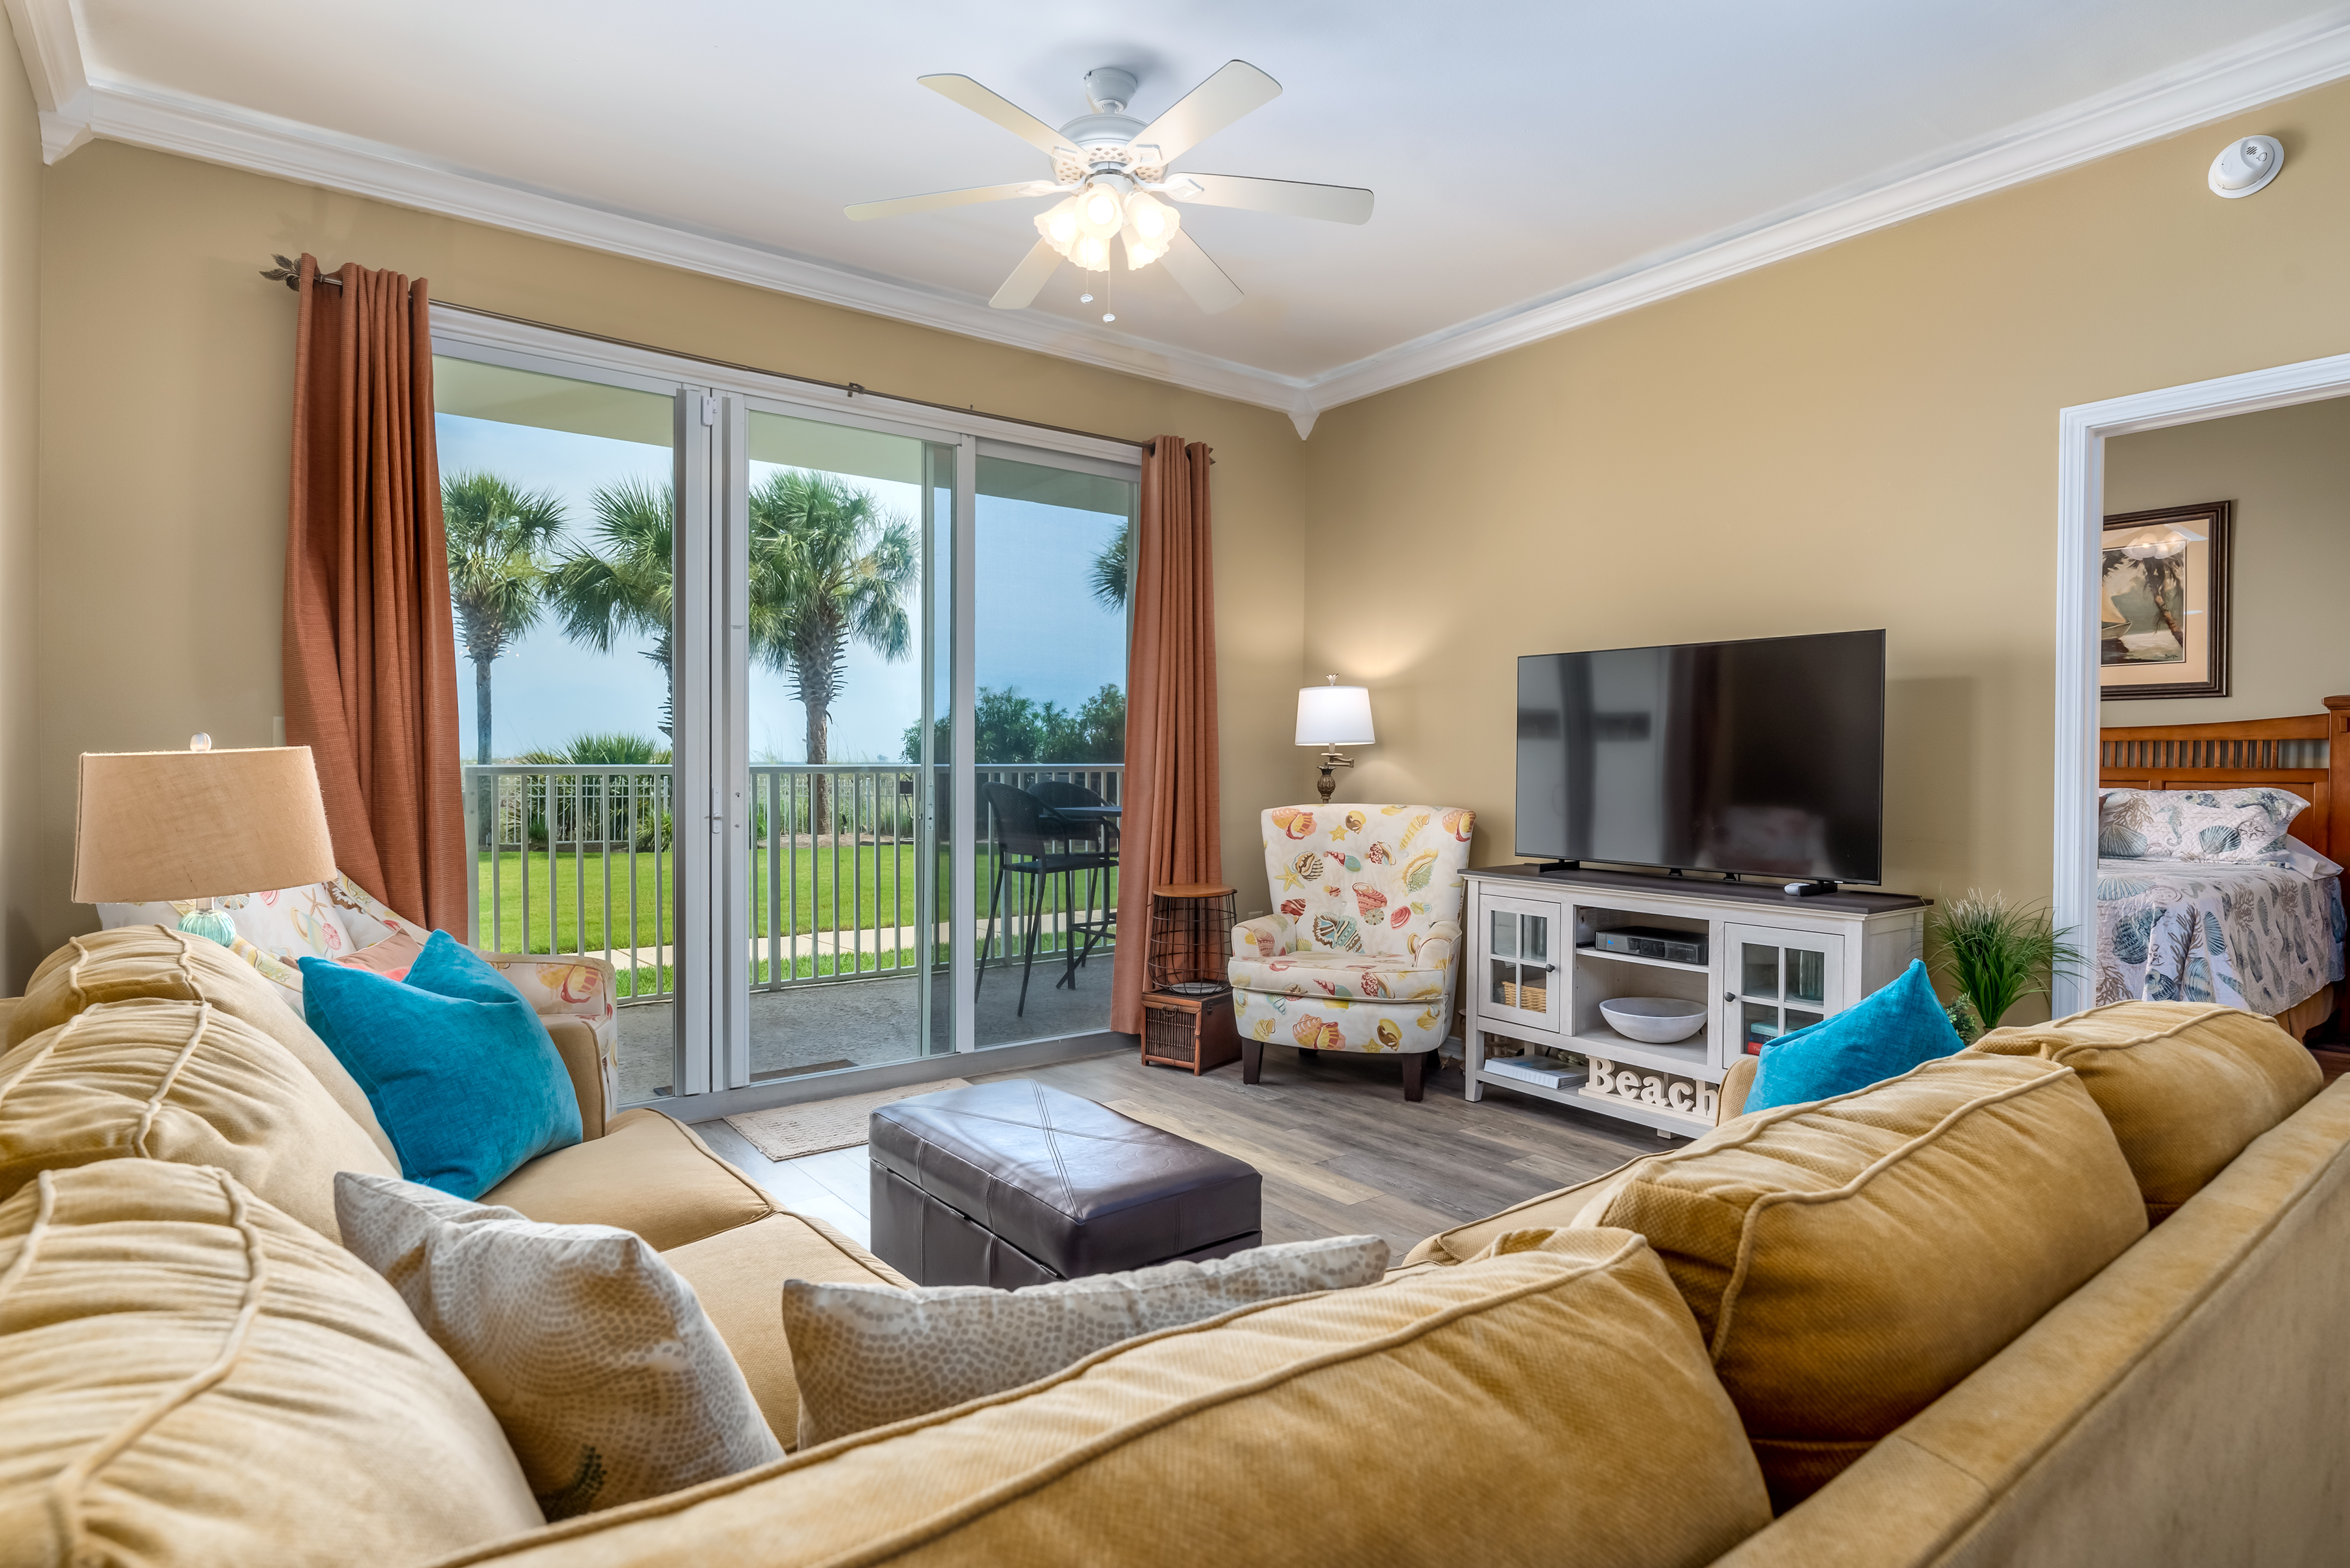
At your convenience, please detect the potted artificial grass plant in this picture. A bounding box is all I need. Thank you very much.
[1928,891,2084,1043]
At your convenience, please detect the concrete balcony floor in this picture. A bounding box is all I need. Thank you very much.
[615,944,1118,1106]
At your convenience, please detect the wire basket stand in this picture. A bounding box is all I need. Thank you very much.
[1148,883,1236,997]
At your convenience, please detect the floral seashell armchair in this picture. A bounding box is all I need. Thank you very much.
[1229,804,1475,1101]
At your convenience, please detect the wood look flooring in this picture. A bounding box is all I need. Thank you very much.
[697,1047,1665,1260]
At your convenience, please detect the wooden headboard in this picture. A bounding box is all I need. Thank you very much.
[2100,696,2350,860]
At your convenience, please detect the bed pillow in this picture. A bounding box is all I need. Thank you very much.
[1744,960,1964,1113]
[2098,787,2306,862]
[299,932,580,1198]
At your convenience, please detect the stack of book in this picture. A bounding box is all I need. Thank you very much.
[1482,1054,1586,1091]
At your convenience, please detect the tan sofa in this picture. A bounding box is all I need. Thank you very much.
[5,933,2348,1567]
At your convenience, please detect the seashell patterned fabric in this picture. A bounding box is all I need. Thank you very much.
[98,872,619,1106]
[334,1170,783,1521]
[2095,858,2345,1016]
[780,1235,1391,1448]
[2097,787,2307,863]
[1229,805,1474,1054]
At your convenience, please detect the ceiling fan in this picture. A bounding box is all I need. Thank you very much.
[845,61,1373,317]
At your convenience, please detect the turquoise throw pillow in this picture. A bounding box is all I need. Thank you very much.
[300,932,582,1198]
[1744,959,1964,1114]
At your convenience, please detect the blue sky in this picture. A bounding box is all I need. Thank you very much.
[439,414,1127,761]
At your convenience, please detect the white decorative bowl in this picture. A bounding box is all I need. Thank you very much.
[1599,996,1707,1044]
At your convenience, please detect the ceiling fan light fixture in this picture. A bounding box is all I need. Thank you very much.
[1071,232,1112,272]
[1076,183,1126,237]
[1121,224,1168,270]
[1125,190,1179,242]
[1036,196,1080,252]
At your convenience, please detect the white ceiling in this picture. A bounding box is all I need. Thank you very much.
[18,0,2350,430]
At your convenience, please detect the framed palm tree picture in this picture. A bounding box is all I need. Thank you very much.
[2100,501,2232,700]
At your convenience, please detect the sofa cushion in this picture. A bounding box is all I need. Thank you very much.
[484,1108,774,1250]
[1578,1054,2146,1509]
[1745,959,1963,1112]
[14,925,398,1166]
[663,1210,914,1447]
[336,1172,781,1518]
[1225,950,1450,1001]
[782,1235,1392,1447]
[300,935,581,1199]
[0,1160,542,1565]
[1968,1000,2323,1219]
[444,1230,1772,1568]
[0,997,397,1236]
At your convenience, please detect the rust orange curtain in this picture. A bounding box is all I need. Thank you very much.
[282,255,465,930]
[1112,437,1222,1034]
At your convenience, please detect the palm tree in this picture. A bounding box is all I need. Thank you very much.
[545,478,676,737]
[1089,520,1131,610]
[751,470,917,832]
[443,471,565,764]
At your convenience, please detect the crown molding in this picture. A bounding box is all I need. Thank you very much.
[59,78,1318,421]
[1300,4,2350,415]
[15,1,2350,437]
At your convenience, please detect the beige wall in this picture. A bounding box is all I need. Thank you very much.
[1302,78,2350,932]
[32,142,1309,955]
[2101,395,2350,727]
[0,18,38,989]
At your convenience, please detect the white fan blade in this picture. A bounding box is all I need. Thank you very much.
[1135,61,1281,165]
[919,74,1070,156]
[847,182,1049,221]
[1168,172,1372,225]
[990,240,1063,309]
[1157,231,1243,314]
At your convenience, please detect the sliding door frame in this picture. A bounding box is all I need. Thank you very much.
[430,307,1142,1108]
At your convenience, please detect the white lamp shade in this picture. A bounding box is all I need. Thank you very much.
[1296,685,1375,746]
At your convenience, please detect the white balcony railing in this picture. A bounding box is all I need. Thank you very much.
[463,762,1123,1003]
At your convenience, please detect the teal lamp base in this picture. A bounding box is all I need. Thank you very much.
[177,907,236,947]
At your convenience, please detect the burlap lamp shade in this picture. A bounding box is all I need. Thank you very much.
[72,745,339,932]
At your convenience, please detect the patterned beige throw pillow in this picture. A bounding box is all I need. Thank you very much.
[782,1235,1390,1447]
[334,1171,783,1519]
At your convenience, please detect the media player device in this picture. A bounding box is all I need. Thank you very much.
[1591,926,1708,965]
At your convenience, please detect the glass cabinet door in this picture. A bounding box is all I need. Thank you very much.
[1484,897,1559,1031]
[1722,922,1842,1055]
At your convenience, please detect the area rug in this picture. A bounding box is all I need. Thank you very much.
[725,1079,974,1161]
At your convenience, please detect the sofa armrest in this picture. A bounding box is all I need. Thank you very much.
[544,1016,612,1140]
[478,952,620,1139]
[1234,914,1296,960]
[1717,1056,1758,1123]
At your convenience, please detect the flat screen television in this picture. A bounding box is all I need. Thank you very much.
[1516,629,1886,884]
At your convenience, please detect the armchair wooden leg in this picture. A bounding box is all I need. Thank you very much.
[1241,1035,1263,1085]
[1402,1052,1428,1103]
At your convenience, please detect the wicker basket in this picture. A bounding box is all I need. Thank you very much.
[1140,989,1240,1074]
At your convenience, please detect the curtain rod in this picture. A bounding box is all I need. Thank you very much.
[260,255,1155,452]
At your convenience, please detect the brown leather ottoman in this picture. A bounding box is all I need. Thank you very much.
[868,1080,1262,1287]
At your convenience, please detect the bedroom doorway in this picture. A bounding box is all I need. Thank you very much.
[2054,354,2350,1024]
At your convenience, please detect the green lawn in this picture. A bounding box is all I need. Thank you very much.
[475,846,1118,997]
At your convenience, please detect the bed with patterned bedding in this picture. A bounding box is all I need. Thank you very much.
[2095,859,2347,1014]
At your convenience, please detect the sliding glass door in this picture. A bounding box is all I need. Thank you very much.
[433,328,1139,1108]
[733,407,958,1086]
[971,448,1138,1049]
[432,355,684,1106]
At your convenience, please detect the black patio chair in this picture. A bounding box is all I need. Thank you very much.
[1029,779,1119,975]
[978,782,1116,1016]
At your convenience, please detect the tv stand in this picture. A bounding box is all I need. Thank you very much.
[1459,865,1928,1138]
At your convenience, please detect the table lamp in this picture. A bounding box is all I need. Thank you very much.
[1296,676,1375,805]
[72,735,339,947]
